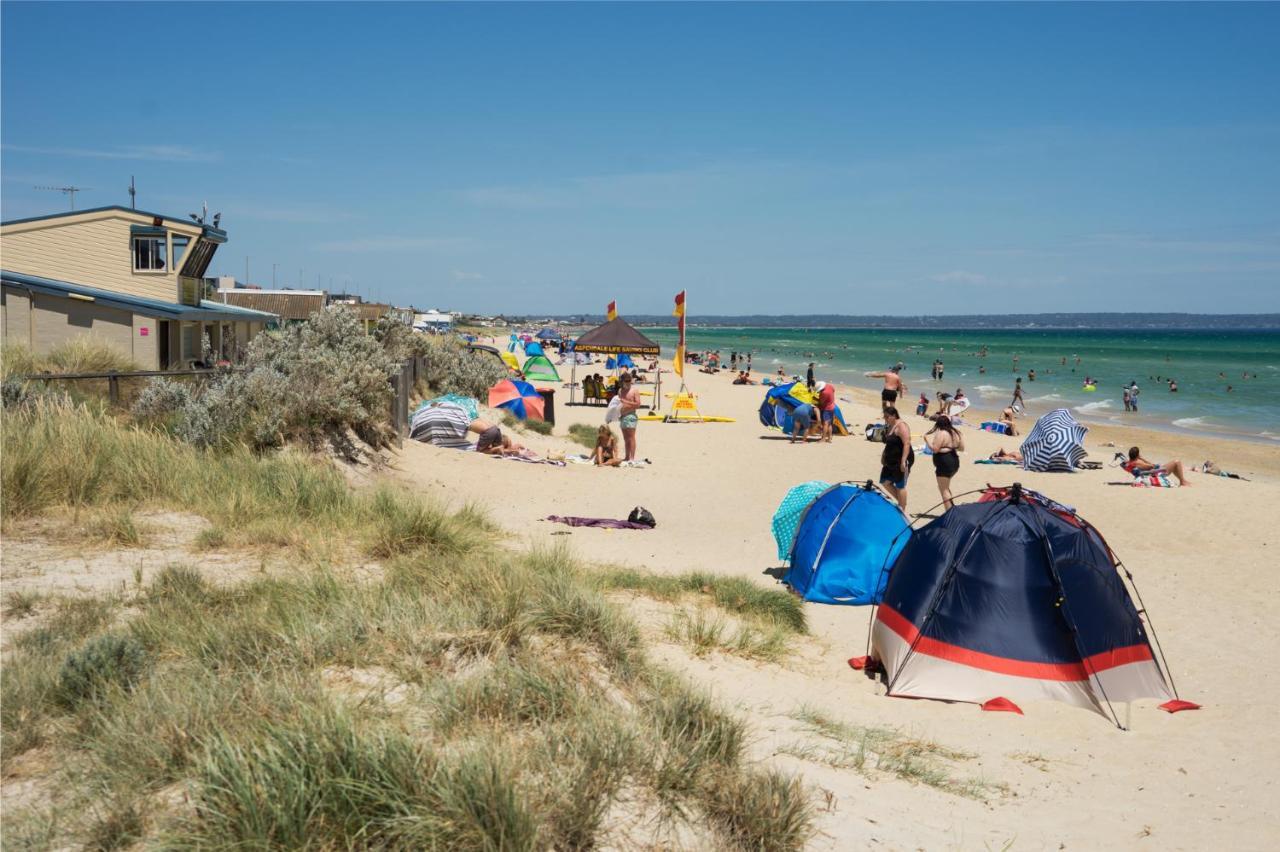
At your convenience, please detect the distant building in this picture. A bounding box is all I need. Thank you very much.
[414,309,453,332]
[218,288,328,326]
[1,206,276,369]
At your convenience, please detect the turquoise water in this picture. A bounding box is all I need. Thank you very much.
[640,327,1280,442]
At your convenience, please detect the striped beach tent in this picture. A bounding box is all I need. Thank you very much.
[410,402,473,449]
[1020,408,1088,472]
[862,485,1196,725]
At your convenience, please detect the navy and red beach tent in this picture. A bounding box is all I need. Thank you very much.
[860,485,1196,726]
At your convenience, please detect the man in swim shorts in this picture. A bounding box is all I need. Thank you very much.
[880,367,904,412]
[816,381,836,442]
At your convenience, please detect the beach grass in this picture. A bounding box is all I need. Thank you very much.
[599,567,807,633]
[0,403,815,849]
[779,706,1004,801]
[568,423,599,448]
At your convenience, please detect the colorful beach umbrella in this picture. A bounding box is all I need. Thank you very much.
[488,379,545,421]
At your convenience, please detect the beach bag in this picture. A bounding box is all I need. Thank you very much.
[865,424,887,443]
[605,395,622,424]
[627,506,656,528]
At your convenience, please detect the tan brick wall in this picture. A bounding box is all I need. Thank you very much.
[31,292,137,365]
[1,210,206,304]
[2,285,33,347]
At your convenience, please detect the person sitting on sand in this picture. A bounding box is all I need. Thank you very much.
[471,419,528,456]
[1124,446,1191,486]
[1000,407,1018,436]
[593,425,622,467]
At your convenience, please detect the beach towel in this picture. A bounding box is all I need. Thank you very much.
[1131,472,1174,488]
[545,515,653,530]
[975,458,1019,465]
[980,421,1009,435]
[495,454,565,467]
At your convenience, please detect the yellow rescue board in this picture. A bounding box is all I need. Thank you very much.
[637,414,736,423]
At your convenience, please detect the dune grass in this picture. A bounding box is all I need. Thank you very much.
[567,423,599,449]
[600,566,807,634]
[2,339,138,380]
[0,404,815,850]
[779,706,1004,801]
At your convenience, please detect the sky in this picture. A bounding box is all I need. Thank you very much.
[3,1,1279,316]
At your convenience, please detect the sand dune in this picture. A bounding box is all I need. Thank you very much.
[396,365,1280,850]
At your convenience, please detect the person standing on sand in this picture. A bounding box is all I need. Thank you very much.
[879,406,913,510]
[868,367,906,413]
[616,374,644,461]
[924,414,964,510]
[816,380,836,442]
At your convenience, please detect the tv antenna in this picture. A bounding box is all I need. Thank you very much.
[128,176,136,209]
[35,185,88,210]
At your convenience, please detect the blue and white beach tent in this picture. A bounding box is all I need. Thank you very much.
[783,481,912,606]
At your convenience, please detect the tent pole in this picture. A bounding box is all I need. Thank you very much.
[570,360,577,406]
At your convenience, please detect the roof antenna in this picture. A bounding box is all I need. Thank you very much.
[1010,482,1023,504]
[128,176,136,210]
[35,185,87,211]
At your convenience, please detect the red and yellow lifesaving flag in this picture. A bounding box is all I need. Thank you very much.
[672,290,686,377]
[606,300,618,321]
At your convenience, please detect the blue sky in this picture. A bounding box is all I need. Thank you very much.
[3,2,1278,315]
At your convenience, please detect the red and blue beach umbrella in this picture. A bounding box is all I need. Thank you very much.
[488,379,545,421]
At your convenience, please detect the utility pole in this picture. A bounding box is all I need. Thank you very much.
[245,257,249,287]
[272,263,277,288]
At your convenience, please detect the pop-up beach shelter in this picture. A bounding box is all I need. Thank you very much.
[759,382,848,433]
[865,484,1193,726]
[1020,408,1088,472]
[520,354,561,383]
[784,482,912,605]
[569,316,661,406]
[536,327,560,341]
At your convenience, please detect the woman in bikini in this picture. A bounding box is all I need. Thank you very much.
[593,425,622,467]
[924,414,964,510]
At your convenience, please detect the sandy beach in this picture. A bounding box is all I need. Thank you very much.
[397,358,1280,850]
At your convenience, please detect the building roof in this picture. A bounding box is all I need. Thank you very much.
[338,301,399,321]
[218,289,327,321]
[1,205,228,243]
[1,270,277,323]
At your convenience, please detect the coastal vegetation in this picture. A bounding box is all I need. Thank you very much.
[1,400,815,850]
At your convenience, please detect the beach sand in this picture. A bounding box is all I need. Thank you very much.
[396,363,1280,850]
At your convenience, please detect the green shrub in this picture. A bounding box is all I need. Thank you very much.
[131,306,396,456]
[57,634,148,708]
[417,335,508,398]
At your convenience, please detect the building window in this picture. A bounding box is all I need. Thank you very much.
[171,235,190,268]
[133,236,167,272]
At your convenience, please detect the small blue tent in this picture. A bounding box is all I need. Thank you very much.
[616,353,635,369]
[524,341,545,357]
[784,482,911,605]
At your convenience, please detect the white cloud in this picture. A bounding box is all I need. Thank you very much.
[3,143,220,162]
[451,269,484,281]
[928,270,988,285]
[312,235,474,253]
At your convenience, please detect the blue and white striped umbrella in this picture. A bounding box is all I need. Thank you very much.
[1019,408,1088,472]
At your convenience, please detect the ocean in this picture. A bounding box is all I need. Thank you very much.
[638,327,1280,442]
